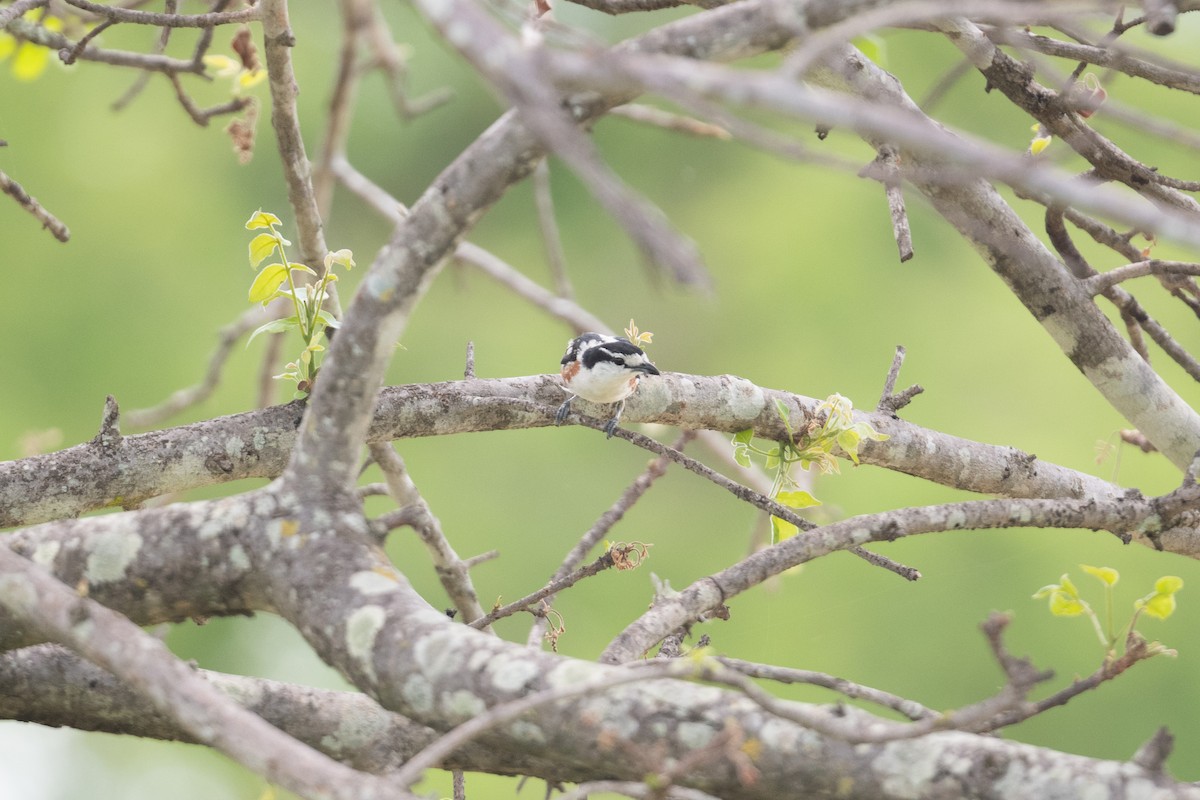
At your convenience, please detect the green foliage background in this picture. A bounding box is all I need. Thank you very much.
[2,4,1200,798]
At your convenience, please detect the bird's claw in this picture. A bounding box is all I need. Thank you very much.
[555,398,573,426]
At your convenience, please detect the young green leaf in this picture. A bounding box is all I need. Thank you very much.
[770,515,796,544]
[249,263,290,304]
[777,490,821,510]
[1139,576,1183,620]
[247,315,301,346]
[248,233,280,268]
[245,209,282,230]
[773,398,791,425]
[324,248,356,271]
[1081,564,1119,586]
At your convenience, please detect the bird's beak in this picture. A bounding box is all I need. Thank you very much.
[635,363,661,376]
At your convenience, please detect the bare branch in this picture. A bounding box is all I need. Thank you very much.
[0,0,46,27]
[718,656,938,722]
[0,544,415,800]
[59,0,261,27]
[1085,260,1200,295]
[989,26,1200,94]
[532,160,573,299]
[390,660,683,788]
[0,374,1139,531]
[367,442,490,625]
[0,166,70,242]
[0,644,549,777]
[523,432,691,645]
[599,491,1181,663]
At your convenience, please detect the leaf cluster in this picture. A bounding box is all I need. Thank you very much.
[1033,566,1183,658]
[245,210,354,396]
[732,394,888,543]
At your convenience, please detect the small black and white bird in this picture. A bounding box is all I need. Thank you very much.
[555,332,660,438]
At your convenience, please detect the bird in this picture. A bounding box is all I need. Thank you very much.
[555,332,660,438]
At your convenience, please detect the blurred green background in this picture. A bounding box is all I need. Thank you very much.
[3,3,1200,798]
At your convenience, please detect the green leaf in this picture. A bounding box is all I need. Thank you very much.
[776,490,821,510]
[837,429,862,463]
[773,398,791,423]
[770,515,797,544]
[248,233,280,267]
[324,248,356,271]
[1140,576,1183,619]
[1156,575,1184,594]
[1049,592,1087,616]
[246,315,301,346]
[1081,564,1119,586]
[733,447,751,468]
[732,429,754,446]
[289,261,318,277]
[249,263,290,304]
[245,209,282,230]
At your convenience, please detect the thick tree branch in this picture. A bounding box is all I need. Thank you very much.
[0,543,414,800]
[0,375,1132,529]
[600,487,1198,663]
[0,644,555,777]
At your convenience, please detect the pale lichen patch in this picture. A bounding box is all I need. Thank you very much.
[349,569,399,596]
[31,540,60,568]
[345,605,386,683]
[724,376,766,421]
[224,436,244,460]
[86,530,143,584]
[228,544,250,571]
[320,705,390,753]
[442,689,486,721]
[508,720,547,746]
[875,741,940,796]
[413,629,463,678]
[0,575,37,613]
[487,652,542,693]
[198,518,226,540]
[677,721,716,750]
[402,674,435,715]
[547,659,599,690]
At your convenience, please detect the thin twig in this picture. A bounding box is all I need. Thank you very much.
[507,397,920,579]
[471,548,628,630]
[464,340,476,379]
[368,443,490,626]
[532,160,574,299]
[125,305,274,430]
[876,344,923,416]
[0,168,70,242]
[60,0,260,27]
[523,432,691,646]
[361,2,454,120]
[1084,260,1200,295]
[861,147,913,263]
[0,0,47,27]
[717,656,937,721]
[167,71,250,126]
[609,103,732,139]
[313,0,369,219]
[60,17,114,64]
[110,0,178,111]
